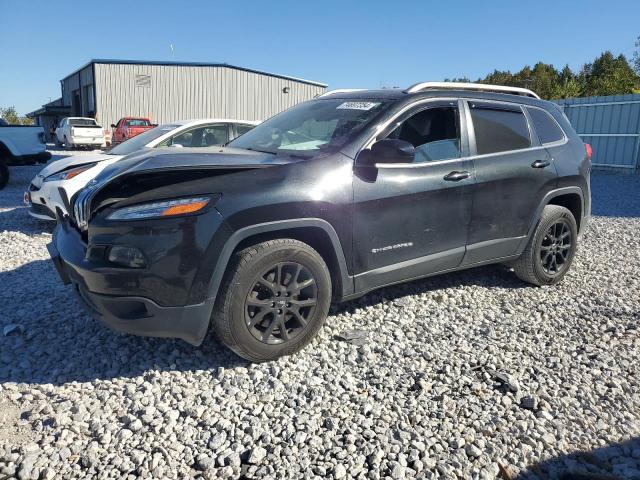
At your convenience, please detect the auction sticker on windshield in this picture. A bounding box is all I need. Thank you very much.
[336,102,380,111]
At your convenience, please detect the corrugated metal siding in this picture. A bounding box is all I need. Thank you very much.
[555,94,640,169]
[93,63,325,128]
[61,66,93,112]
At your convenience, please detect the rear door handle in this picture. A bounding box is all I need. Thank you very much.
[531,159,551,168]
[444,170,470,181]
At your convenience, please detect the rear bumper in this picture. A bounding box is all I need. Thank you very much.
[47,223,213,346]
[69,136,104,146]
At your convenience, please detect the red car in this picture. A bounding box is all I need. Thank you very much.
[110,117,155,144]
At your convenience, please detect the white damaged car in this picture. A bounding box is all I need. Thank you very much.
[25,118,258,220]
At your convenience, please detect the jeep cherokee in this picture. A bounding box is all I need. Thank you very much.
[47,82,591,362]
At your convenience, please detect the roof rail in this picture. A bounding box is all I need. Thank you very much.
[405,81,540,99]
[318,88,366,98]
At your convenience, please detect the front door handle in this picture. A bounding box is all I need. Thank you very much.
[444,170,470,181]
[531,159,551,168]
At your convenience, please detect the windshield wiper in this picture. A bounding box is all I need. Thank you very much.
[244,147,276,155]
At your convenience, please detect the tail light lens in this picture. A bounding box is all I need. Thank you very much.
[585,143,593,159]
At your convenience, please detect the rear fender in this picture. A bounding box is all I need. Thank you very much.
[516,186,585,254]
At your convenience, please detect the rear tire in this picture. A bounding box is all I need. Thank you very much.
[212,239,332,362]
[512,205,578,286]
[0,160,8,189]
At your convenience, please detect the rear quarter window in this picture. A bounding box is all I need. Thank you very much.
[469,102,531,155]
[527,107,565,144]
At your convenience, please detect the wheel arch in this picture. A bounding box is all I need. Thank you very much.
[206,219,354,304]
[0,141,17,158]
[546,192,583,231]
[519,187,585,255]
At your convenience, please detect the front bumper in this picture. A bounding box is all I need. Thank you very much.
[47,222,214,346]
[7,151,51,166]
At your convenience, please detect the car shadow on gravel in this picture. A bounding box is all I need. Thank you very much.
[333,263,527,315]
[514,436,640,479]
[0,259,248,386]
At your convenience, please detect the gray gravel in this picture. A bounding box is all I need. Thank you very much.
[1,162,639,479]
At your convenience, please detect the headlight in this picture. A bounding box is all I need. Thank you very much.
[44,163,97,182]
[106,196,211,221]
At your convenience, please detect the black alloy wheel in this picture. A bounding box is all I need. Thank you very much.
[539,219,572,275]
[245,262,318,345]
[512,204,578,286]
[213,239,332,362]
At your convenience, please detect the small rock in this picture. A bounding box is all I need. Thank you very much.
[465,444,482,458]
[3,324,23,336]
[333,464,347,479]
[520,394,538,410]
[247,446,267,465]
[196,455,215,471]
[336,329,368,345]
[450,437,466,449]
[493,371,520,392]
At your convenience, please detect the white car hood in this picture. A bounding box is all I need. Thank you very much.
[32,153,115,187]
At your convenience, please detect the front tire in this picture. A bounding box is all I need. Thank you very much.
[212,239,332,362]
[0,160,9,189]
[512,205,578,286]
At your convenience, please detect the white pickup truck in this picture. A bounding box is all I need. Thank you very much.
[55,117,106,150]
[0,118,51,189]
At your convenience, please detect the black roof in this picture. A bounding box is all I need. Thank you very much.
[62,59,327,88]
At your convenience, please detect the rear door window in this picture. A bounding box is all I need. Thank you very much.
[527,107,565,144]
[235,123,255,137]
[469,102,531,155]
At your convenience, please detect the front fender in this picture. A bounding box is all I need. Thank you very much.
[193,218,354,306]
[0,139,19,157]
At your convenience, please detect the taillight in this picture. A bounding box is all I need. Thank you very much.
[585,143,592,159]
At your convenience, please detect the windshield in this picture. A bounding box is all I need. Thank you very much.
[108,123,180,155]
[127,119,151,127]
[228,98,392,156]
[69,118,98,126]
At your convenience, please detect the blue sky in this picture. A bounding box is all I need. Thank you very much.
[1,0,638,115]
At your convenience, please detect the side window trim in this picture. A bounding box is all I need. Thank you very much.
[377,99,568,169]
[465,99,535,158]
[372,100,467,167]
[525,106,568,147]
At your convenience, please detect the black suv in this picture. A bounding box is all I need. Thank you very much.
[48,83,591,362]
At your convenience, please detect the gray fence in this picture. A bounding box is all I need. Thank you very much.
[555,94,640,170]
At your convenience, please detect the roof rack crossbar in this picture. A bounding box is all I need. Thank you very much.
[405,82,540,99]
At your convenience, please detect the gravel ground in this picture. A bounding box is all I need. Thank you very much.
[1,160,639,479]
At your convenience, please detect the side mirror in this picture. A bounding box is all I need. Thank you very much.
[362,139,415,166]
[110,124,116,128]
[168,143,183,148]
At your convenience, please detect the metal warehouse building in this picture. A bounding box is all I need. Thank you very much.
[28,59,327,136]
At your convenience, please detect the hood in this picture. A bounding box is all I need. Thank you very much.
[32,153,114,186]
[74,147,306,227]
[92,147,301,186]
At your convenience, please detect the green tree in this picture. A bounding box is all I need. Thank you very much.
[449,43,640,100]
[0,106,34,125]
[552,65,584,99]
[633,35,640,75]
[580,51,638,96]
